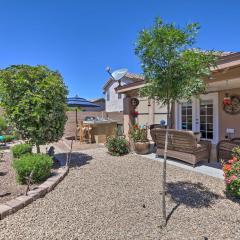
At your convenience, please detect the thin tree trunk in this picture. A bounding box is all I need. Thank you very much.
[66,138,73,167]
[169,102,173,129]
[36,144,40,153]
[160,101,170,227]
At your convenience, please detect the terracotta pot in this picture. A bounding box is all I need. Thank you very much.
[134,141,150,155]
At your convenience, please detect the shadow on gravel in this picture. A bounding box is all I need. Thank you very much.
[165,181,223,224]
[54,152,93,169]
[167,181,222,208]
[0,171,8,176]
[224,191,240,204]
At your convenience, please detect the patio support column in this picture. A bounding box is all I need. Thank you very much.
[148,99,155,126]
[123,96,133,140]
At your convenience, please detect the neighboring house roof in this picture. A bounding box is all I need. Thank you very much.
[89,98,105,102]
[217,51,238,57]
[116,80,145,93]
[116,51,240,94]
[190,49,238,58]
[103,72,144,92]
[123,72,144,80]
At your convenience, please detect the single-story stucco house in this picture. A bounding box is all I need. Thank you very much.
[116,52,240,157]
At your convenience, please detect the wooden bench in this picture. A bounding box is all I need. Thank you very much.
[150,128,211,167]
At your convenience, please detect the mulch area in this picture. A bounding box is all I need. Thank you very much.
[0,151,27,204]
[0,150,60,204]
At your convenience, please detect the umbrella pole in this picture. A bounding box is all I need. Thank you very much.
[75,108,78,141]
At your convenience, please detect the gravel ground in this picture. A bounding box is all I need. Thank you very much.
[55,138,105,152]
[0,148,239,240]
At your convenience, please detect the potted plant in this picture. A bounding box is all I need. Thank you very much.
[129,124,150,154]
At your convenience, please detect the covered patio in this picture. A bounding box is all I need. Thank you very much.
[116,52,240,164]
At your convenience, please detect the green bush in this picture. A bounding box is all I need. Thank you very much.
[232,146,240,159]
[12,153,53,184]
[106,136,129,156]
[4,135,15,143]
[11,144,32,158]
[0,117,8,134]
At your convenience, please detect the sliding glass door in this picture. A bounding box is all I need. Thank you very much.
[176,93,219,144]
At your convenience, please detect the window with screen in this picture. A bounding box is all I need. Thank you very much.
[181,102,192,130]
[200,100,213,140]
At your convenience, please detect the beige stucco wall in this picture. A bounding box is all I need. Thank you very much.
[218,88,240,140]
[135,97,168,126]
[122,95,168,139]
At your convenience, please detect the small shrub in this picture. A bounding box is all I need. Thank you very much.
[232,146,240,159]
[0,117,8,134]
[4,135,15,143]
[106,136,129,156]
[222,153,240,198]
[11,144,32,158]
[12,153,53,184]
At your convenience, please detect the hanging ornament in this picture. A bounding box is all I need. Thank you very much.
[130,98,139,107]
[223,81,231,106]
[223,93,231,106]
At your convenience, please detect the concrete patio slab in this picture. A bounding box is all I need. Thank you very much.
[140,153,224,179]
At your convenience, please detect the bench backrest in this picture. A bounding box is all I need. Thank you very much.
[150,128,197,152]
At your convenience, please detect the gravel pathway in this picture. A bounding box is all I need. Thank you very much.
[0,148,239,240]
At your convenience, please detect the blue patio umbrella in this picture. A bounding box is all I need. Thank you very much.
[67,96,100,108]
[67,96,101,125]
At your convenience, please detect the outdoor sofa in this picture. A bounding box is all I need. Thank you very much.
[150,128,211,167]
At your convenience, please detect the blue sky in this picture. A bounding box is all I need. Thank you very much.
[0,0,239,99]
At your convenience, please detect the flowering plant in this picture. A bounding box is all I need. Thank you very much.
[106,136,129,156]
[222,147,240,197]
[128,124,148,143]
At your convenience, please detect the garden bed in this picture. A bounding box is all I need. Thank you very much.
[0,150,60,204]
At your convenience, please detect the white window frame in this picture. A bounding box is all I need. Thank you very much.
[175,93,219,144]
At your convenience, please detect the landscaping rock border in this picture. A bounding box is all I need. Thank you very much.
[0,166,69,220]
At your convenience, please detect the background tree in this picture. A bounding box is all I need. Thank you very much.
[0,65,68,153]
[135,18,217,226]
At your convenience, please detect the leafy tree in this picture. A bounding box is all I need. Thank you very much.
[0,116,8,134]
[135,18,217,226]
[0,65,68,153]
